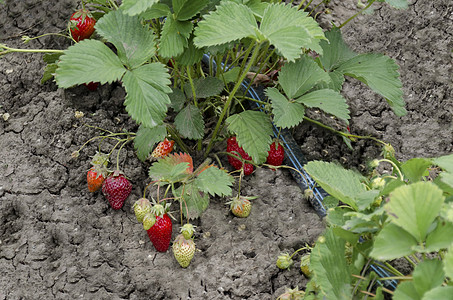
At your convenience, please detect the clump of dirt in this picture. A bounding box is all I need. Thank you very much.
[1,0,451,299]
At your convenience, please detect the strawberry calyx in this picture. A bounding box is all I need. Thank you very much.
[150,202,170,219]
[90,151,109,167]
[277,286,305,300]
[180,224,196,240]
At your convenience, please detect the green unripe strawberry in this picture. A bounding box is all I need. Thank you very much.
[133,198,152,223]
[371,177,386,189]
[172,234,195,268]
[276,253,293,270]
[143,212,156,230]
[300,254,311,277]
[180,224,195,240]
[228,195,256,218]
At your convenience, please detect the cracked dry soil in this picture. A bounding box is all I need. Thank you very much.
[0,0,452,299]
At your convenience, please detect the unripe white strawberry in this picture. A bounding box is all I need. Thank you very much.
[172,234,195,268]
[133,198,152,223]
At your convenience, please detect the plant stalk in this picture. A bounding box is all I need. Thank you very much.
[204,41,262,158]
[0,44,64,56]
[339,0,376,28]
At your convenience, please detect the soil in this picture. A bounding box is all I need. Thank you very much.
[0,0,451,299]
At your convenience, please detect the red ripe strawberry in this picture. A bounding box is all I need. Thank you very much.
[69,9,96,42]
[226,136,254,175]
[87,166,106,192]
[101,170,132,210]
[151,138,175,158]
[266,141,285,167]
[83,81,99,91]
[147,204,173,252]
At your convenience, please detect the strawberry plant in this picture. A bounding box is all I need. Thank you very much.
[283,150,453,299]
[0,0,407,164]
[1,0,413,273]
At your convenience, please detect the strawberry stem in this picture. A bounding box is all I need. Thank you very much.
[166,124,190,154]
[204,41,263,159]
[0,44,64,56]
[302,116,386,145]
[115,139,131,171]
[143,180,159,198]
[22,32,71,43]
[339,0,376,28]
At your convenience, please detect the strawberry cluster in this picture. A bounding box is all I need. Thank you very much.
[226,136,254,175]
[226,137,285,175]
[86,152,132,210]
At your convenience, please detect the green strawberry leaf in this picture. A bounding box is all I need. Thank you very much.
[443,246,453,285]
[433,153,453,173]
[412,260,445,297]
[336,53,406,116]
[310,228,352,299]
[41,63,57,84]
[385,182,444,242]
[400,158,432,182]
[194,167,234,197]
[278,55,331,99]
[42,52,62,64]
[140,3,171,19]
[259,3,325,61]
[295,89,350,124]
[226,110,273,164]
[134,124,167,161]
[266,87,305,129]
[122,63,172,128]
[95,9,156,69]
[120,0,159,15]
[370,223,417,260]
[425,220,453,253]
[393,281,421,300]
[319,27,357,71]
[422,286,453,300]
[174,104,205,140]
[158,14,193,59]
[193,2,257,48]
[55,40,126,88]
[169,87,186,112]
[175,36,204,66]
[221,67,241,84]
[184,76,224,99]
[194,76,224,99]
[246,0,269,19]
[173,0,209,21]
[436,172,453,195]
[304,161,367,210]
[176,182,209,220]
[148,157,190,182]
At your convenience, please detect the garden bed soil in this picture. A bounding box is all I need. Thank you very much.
[0,0,452,299]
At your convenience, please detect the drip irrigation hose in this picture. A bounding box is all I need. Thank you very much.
[201,54,398,290]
